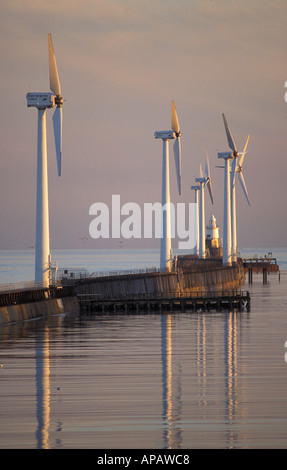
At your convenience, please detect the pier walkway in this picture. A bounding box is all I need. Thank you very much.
[242,257,279,284]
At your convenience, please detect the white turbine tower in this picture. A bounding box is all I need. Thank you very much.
[190,184,200,256]
[26,34,64,286]
[195,154,214,259]
[155,100,181,272]
[218,113,249,266]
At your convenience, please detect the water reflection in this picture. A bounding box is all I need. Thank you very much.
[224,311,239,448]
[160,310,243,449]
[0,308,249,448]
[35,326,51,448]
[34,316,64,449]
[197,315,207,410]
[161,314,182,448]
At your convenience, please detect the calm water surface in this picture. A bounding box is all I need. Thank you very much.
[0,249,287,448]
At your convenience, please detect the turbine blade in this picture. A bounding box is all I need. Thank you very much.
[238,134,250,167]
[48,33,61,96]
[53,106,62,176]
[238,171,250,205]
[243,134,250,153]
[207,180,214,204]
[199,164,203,178]
[222,113,237,153]
[171,100,180,134]
[204,151,213,202]
[230,157,237,188]
[173,136,181,195]
[205,149,211,178]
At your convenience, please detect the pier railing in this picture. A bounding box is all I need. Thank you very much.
[0,282,75,307]
[0,280,48,293]
[0,267,160,292]
[59,266,160,281]
[242,257,279,268]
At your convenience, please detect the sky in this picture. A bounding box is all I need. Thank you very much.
[0,0,286,253]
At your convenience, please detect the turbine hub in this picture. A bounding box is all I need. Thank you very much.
[55,95,64,107]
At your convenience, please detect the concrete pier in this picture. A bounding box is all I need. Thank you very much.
[0,285,79,325]
[242,257,279,284]
[0,259,248,325]
[75,261,248,314]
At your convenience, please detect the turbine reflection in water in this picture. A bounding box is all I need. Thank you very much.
[161,313,182,449]
[197,315,207,409]
[225,311,239,448]
[35,326,51,449]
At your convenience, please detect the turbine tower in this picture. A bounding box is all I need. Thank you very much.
[190,185,200,256]
[26,34,64,286]
[218,113,249,266]
[154,100,181,272]
[195,154,214,259]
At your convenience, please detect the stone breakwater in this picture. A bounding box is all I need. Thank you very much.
[0,261,246,325]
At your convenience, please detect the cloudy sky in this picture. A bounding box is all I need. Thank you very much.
[0,0,286,252]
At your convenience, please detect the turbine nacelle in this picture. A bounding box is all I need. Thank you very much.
[154,130,176,140]
[195,176,206,184]
[26,92,55,109]
[217,151,234,160]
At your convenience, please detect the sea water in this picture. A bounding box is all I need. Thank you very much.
[0,248,161,286]
[0,248,287,449]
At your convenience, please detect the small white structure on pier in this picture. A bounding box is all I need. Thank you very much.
[206,214,220,248]
[205,214,222,258]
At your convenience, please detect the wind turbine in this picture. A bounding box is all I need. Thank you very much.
[218,113,249,266]
[26,34,64,286]
[190,184,200,256]
[230,134,250,262]
[195,154,214,259]
[154,100,181,272]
